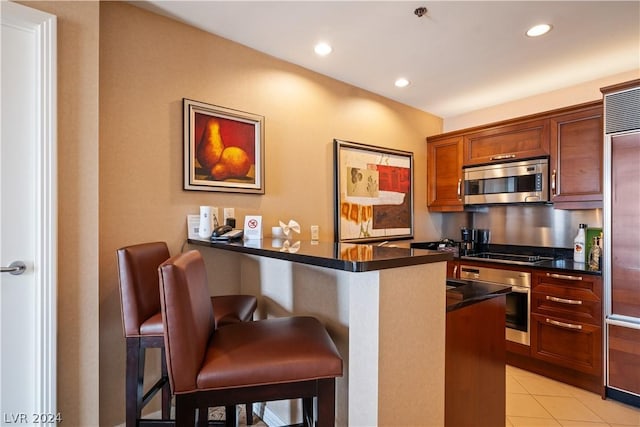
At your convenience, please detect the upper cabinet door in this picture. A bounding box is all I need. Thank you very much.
[463,119,550,166]
[549,103,603,209]
[427,136,464,212]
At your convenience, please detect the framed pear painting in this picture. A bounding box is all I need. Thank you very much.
[183,98,265,194]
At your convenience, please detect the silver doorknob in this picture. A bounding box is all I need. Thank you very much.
[1,261,26,275]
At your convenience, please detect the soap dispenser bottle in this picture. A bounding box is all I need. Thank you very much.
[574,223,587,263]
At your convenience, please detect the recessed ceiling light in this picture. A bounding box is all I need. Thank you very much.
[395,78,410,88]
[314,42,332,56]
[526,24,552,37]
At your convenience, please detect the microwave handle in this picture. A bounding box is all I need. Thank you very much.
[490,154,516,161]
[457,178,462,201]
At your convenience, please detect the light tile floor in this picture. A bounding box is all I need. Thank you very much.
[507,365,640,427]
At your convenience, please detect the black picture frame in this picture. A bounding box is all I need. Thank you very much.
[334,139,414,243]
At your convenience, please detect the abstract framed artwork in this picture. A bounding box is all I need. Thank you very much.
[334,139,414,243]
[183,98,264,193]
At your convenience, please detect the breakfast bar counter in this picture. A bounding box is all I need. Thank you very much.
[188,237,452,272]
[188,237,452,426]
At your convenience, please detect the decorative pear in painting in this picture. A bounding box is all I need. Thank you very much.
[197,117,252,180]
[197,118,225,169]
[211,146,251,180]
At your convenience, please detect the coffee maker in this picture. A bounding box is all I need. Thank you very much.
[460,227,491,255]
[460,227,476,255]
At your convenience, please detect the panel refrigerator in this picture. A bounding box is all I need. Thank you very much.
[602,80,640,406]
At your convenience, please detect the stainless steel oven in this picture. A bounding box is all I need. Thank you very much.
[460,265,531,346]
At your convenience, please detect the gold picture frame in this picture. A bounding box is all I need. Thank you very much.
[183,98,264,194]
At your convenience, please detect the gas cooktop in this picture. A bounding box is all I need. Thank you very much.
[461,252,554,266]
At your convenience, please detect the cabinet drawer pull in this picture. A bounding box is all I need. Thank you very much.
[551,169,557,196]
[453,264,458,277]
[457,178,462,201]
[490,154,516,160]
[546,272,583,281]
[546,318,582,330]
[546,295,583,305]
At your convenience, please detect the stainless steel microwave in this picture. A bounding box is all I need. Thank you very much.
[463,158,549,205]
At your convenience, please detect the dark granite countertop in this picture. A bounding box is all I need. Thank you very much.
[527,258,601,275]
[455,255,602,276]
[411,241,602,276]
[446,278,512,312]
[188,237,452,273]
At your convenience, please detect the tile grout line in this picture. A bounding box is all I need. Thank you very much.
[506,365,640,427]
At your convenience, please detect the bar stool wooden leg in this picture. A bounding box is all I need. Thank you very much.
[125,337,144,427]
[196,407,208,427]
[160,348,171,419]
[176,395,197,426]
[303,397,313,427]
[317,378,336,427]
[224,405,237,427]
[245,403,253,425]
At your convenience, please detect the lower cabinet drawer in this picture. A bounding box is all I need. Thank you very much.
[531,313,602,376]
[531,292,601,325]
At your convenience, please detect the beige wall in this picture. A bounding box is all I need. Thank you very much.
[444,69,640,131]
[15,1,637,425]
[18,1,100,425]
[98,2,441,425]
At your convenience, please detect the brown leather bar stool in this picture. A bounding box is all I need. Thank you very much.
[117,242,258,427]
[158,250,343,427]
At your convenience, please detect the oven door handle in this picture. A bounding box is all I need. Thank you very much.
[510,285,529,293]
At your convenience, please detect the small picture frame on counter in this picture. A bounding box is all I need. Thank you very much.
[187,214,200,239]
[243,215,263,240]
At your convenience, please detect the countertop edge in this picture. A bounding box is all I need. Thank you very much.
[188,238,453,273]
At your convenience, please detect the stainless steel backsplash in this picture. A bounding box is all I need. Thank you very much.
[437,205,602,248]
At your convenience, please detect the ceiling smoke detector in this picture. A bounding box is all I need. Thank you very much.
[414,7,428,18]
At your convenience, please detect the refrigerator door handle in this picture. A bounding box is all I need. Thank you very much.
[605,314,640,329]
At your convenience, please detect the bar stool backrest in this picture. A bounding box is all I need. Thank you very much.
[159,250,216,392]
[117,241,170,337]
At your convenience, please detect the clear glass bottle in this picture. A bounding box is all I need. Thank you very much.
[574,223,587,263]
[589,236,602,271]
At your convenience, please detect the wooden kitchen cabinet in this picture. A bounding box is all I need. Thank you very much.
[427,136,464,212]
[446,296,506,427]
[608,325,640,396]
[531,271,602,325]
[463,118,549,166]
[530,271,603,386]
[530,314,602,376]
[425,100,604,211]
[549,101,603,209]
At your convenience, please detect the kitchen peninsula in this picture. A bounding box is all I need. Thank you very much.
[189,237,450,426]
[188,237,510,426]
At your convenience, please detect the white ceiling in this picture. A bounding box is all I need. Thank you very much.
[131,1,640,119]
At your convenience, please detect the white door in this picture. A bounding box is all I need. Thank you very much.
[0,2,57,424]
